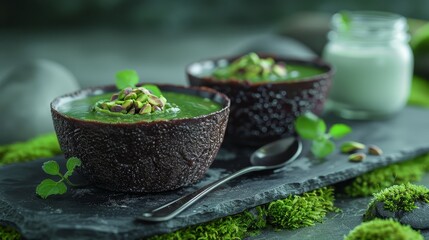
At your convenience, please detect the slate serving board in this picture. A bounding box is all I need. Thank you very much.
[1,107,429,240]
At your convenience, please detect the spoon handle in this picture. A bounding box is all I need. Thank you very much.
[137,165,264,222]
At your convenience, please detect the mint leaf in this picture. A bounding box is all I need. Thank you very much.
[143,84,162,98]
[294,112,325,139]
[36,179,67,199]
[329,124,352,139]
[36,157,81,199]
[42,160,60,176]
[66,157,81,172]
[311,138,335,158]
[64,157,82,178]
[116,70,139,90]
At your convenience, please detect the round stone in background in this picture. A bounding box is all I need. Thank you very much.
[0,59,80,144]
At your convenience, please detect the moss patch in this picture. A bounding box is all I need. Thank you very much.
[148,187,336,239]
[343,154,429,197]
[0,225,21,240]
[364,183,429,221]
[344,218,423,240]
[0,133,61,166]
[267,187,337,229]
[148,206,267,240]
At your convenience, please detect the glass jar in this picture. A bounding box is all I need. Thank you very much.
[323,11,413,119]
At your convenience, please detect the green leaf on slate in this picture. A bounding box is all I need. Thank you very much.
[294,112,325,140]
[311,139,335,159]
[116,70,139,90]
[329,124,352,139]
[36,179,67,199]
[42,160,60,176]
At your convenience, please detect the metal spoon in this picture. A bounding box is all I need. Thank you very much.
[137,137,302,222]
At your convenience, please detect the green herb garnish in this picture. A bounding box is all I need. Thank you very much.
[116,69,139,90]
[36,157,81,199]
[212,52,287,82]
[294,112,351,158]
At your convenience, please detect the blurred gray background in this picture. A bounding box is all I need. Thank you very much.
[0,0,428,143]
[1,0,429,86]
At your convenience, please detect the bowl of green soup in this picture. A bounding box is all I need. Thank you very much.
[187,53,333,146]
[51,78,230,193]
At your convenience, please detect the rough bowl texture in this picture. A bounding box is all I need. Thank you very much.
[51,84,230,193]
[187,54,333,146]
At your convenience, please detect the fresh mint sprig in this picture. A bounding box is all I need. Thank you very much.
[36,157,81,199]
[115,69,163,97]
[116,69,139,89]
[294,112,351,158]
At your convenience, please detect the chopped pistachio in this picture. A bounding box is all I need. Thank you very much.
[148,95,163,106]
[368,145,383,156]
[110,105,123,112]
[139,103,152,114]
[134,101,144,110]
[341,141,366,153]
[136,94,148,102]
[124,92,137,100]
[212,52,288,82]
[128,107,136,114]
[160,95,167,106]
[95,84,169,115]
[110,93,119,101]
[121,100,133,110]
[349,153,366,162]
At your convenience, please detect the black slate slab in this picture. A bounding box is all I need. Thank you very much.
[1,107,429,239]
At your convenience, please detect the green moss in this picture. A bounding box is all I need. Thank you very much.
[147,206,267,240]
[0,225,21,240]
[344,154,429,197]
[344,218,423,240]
[266,187,336,230]
[0,133,61,166]
[148,187,336,239]
[364,183,429,221]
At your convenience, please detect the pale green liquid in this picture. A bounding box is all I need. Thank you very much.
[58,92,222,123]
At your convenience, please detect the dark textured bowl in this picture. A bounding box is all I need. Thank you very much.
[187,54,333,146]
[51,84,230,193]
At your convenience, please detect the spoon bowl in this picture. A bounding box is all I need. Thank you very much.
[137,136,302,222]
[251,137,301,168]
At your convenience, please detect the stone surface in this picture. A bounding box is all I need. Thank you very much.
[0,59,80,144]
[1,106,429,239]
[401,201,429,229]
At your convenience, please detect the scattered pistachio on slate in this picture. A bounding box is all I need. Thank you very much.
[349,153,366,162]
[95,86,167,115]
[340,141,366,153]
[368,145,383,156]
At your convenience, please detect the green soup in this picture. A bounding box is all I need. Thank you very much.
[58,92,222,123]
[211,64,325,83]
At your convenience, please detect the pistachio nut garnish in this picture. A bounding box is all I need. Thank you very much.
[368,145,383,156]
[340,141,366,153]
[212,52,288,82]
[94,85,170,115]
[349,153,366,162]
